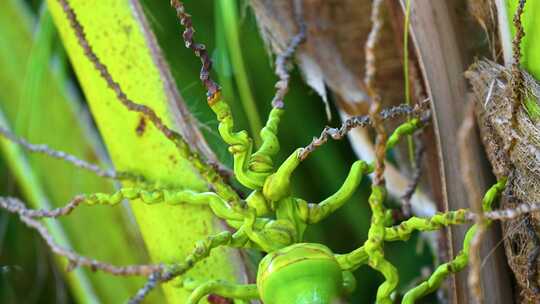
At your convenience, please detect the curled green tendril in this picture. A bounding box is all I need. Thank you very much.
[209,94,284,190]
[251,108,284,172]
[262,148,302,202]
[384,209,468,241]
[401,178,507,302]
[363,185,399,304]
[81,188,244,222]
[386,118,422,151]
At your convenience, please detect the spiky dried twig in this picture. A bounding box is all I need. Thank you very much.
[170,0,220,99]
[270,5,306,109]
[58,0,191,151]
[0,195,209,303]
[0,195,86,218]
[298,104,416,160]
[469,202,540,221]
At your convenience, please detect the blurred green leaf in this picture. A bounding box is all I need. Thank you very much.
[0,1,158,302]
[47,0,250,302]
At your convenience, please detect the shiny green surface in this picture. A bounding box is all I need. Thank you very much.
[258,243,344,304]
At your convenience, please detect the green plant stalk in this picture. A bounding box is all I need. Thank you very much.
[46,0,247,302]
[403,0,415,166]
[0,1,155,302]
[506,0,540,121]
[401,178,507,302]
[0,110,97,304]
[217,0,263,146]
[209,3,370,252]
[365,185,398,304]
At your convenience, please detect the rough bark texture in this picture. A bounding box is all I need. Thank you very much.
[467,60,540,303]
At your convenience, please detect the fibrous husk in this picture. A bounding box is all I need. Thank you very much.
[466,60,540,303]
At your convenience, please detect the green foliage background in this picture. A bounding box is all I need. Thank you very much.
[0,0,433,303]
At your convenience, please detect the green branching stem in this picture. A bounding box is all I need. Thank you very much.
[251,108,284,171]
[163,230,250,283]
[401,179,507,303]
[385,118,422,151]
[403,0,415,166]
[302,160,372,224]
[22,187,246,222]
[335,246,368,272]
[262,148,302,202]
[384,209,469,241]
[402,226,477,303]
[6,0,515,303]
[365,186,399,304]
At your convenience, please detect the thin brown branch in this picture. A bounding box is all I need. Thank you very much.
[0,126,122,180]
[365,0,386,185]
[170,0,220,99]
[458,102,485,304]
[128,272,161,304]
[271,6,306,109]
[511,0,526,70]
[458,102,483,212]
[364,0,384,92]
[58,0,190,152]
[469,221,487,304]
[400,134,425,217]
[0,195,85,219]
[508,0,526,155]
[298,104,415,160]
[0,197,164,277]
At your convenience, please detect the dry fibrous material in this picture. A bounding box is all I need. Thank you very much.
[249,0,437,220]
[249,0,404,108]
[466,60,540,303]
